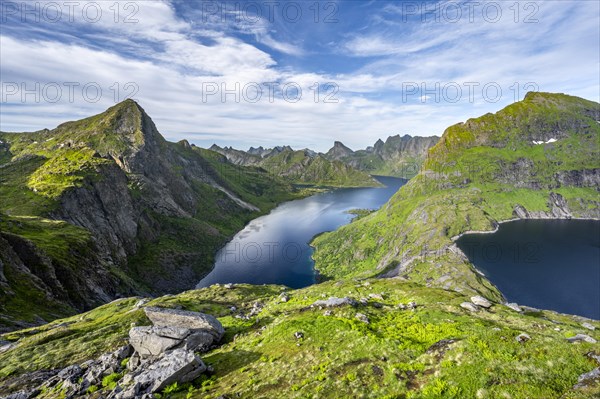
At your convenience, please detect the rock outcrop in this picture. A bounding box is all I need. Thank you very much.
[1,307,224,399]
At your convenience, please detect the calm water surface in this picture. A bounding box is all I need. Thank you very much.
[456,219,600,319]
[197,176,405,289]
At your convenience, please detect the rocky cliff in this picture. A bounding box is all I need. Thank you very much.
[324,134,440,178]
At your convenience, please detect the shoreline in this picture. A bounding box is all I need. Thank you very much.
[449,214,600,319]
[450,216,600,241]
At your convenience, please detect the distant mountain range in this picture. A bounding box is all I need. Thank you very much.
[209,145,382,187]
[324,134,440,178]
[210,133,439,183]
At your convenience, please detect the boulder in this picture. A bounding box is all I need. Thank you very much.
[505,303,522,312]
[0,340,14,353]
[355,313,370,324]
[460,302,479,312]
[574,367,600,389]
[312,297,357,308]
[516,333,531,343]
[567,334,597,344]
[144,307,224,341]
[129,326,183,357]
[581,322,596,331]
[181,331,214,352]
[470,296,492,308]
[133,348,206,394]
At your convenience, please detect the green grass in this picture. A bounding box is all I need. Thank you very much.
[27,148,111,199]
[1,280,598,399]
[258,150,382,187]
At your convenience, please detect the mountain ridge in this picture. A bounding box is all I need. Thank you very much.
[0,101,297,331]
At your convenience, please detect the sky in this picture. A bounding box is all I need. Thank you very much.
[1,0,599,152]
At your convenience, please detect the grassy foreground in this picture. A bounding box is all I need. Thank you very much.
[1,280,598,399]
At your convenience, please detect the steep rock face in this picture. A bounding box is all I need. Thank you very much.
[325,141,354,160]
[53,162,139,260]
[325,135,440,177]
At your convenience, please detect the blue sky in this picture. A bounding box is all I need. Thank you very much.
[1,0,599,152]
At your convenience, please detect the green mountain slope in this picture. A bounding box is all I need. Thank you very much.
[211,145,381,187]
[1,280,598,398]
[259,149,382,187]
[312,92,600,299]
[0,101,297,331]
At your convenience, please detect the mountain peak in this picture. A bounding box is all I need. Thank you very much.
[326,141,354,160]
[51,99,165,160]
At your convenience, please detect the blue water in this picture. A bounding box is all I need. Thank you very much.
[197,176,406,289]
[456,219,600,319]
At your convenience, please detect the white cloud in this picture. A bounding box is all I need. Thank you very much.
[1,0,598,153]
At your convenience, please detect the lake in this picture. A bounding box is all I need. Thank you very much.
[456,219,600,319]
[197,176,406,289]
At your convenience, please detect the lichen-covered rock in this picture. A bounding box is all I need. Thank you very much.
[312,297,357,308]
[460,302,479,312]
[144,307,224,341]
[129,326,184,357]
[567,334,597,344]
[505,303,522,312]
[470,296,492,308]
[133,348,206,394]
[516,333,531,343]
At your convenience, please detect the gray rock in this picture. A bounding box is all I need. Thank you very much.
[574,367,600,389]
[505,303,522,312]
[312,297,357,308]
[0,340,14,353]
[368,293,384,300]
[133,348,206,394]
[130,326,183,357]
[355,313,370,324]
[182,331,214,352]
[127,352,141,371]
[57,365,82,381]
[144,307,224,341]
[581,322,596,331]
[567,334,597,344]
[3,391,32,399]
[279,293,290,302]
[460,302,479,312]
[294,331,304,340]
[516,333,531,343]
[470,296,492,308]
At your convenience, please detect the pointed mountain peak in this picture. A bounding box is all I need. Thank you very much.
[326,141,353,160]
[52,99,164,158]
